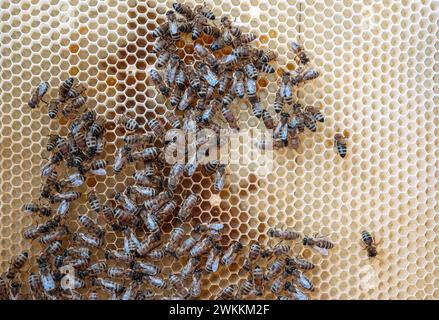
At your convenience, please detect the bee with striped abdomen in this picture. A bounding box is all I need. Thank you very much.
[303,234,335,256]
[361,230,378,258]
[28,81,49,109]
[334,134,347,158]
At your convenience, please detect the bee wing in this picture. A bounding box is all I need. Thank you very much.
[311,245,328,256]
[211,223,225,231]
[90,168,107,176]
[211,255,220,273]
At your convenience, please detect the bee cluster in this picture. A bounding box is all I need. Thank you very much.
[257,42,324,151]
[149,2,278,138]
[0,2,352,301]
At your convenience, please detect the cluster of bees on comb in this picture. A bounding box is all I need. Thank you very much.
[149,2,278,136]
[0,2,373,301]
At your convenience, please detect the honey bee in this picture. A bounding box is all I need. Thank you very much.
[216,285,236,300]
[250,100,263,118]
[0,276,8,300]
[152,20,170,38]
[202,159,219,176]
[90,116,106,137]
[242,241,261,271]
[236,279,256,300]
[191,15,209,40]
[290,41,310,65]
[144,190,174,213]
[163,227,185,256]
[168,162,185,190]
[129,147,160,162]
[67,83,87,99]
[178,86,196,111]
[214,164,226,193]
[302,69,320,81]
[170,87,183,107]
[47,98,62,119]
[58,77,75,100]
[156,50,172,69]
[177,193,200,222]
[291,268,315,292]
[201,98,219,123]
[23,203,52,217]
[39,227,69,245]
[121,281,142,301]
[169,274,189,299]
[28,273,44,300]
[205,244,222,273]
[124,133,155,148]
[232,69,245,98]
[262,109,275,129]
[189,269,202,298]
[68,95,87,109]
[232,33,257,47]
[255,61,275,74]
[136,232,162,256]
[245,77,257,101]
[175,235,198,259]
[303,235,335,256]
[105,250,134,263]
[304,105,324,123]
[243,61,258,80]
[150,69,170,97]
[165,53,180,87]
[218,70,233,95]
[334,134,347,158]
[279,72,293,105]
[268,228,301,241]
[286,255,316,271]
[37,256,56,293]
[92,278,125,294]
[190,236,214,258]
[194,222,225,234]
[131,261,161,276]
[273,112,290,142]
[79,215,105,238]
[142,249,164,262]
[50,191,81,204]
[73,232,102,248]
[175,62,187,88]
[56,200,70,218]
[113,146,131,173]
[6,252,29,279]
[273,91,283,114]
[154,199,177,224]
[44,241,63,256]
[165,10,180,41]
[173,2,196,20]
[361,230,378,258]
[194,43,218,69]
[199,63,218,87]
[264,257,286,281]
[180,256,201,281]
[8,281,21,300]
[285,282,309,300]
[148,117,166,138]
[196,3,215,20]
[117,114,140,131]
[221,241,243,266]
[28,81,49,109]
[146,276,167,290]
[152,38,169,54]
[303,111,317,132]
[271,268,291,294]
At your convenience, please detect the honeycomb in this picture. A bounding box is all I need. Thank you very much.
[0,0,438,300]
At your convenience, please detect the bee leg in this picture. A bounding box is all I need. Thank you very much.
[41,99,49,105]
